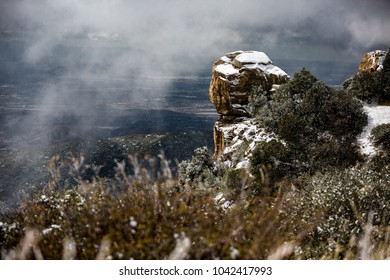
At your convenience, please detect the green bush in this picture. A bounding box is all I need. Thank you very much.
[252,68,367,173]
[178,146,217,188]
[223,168,247,189]
[289,67,319,96]
[344,71,382,101]
[250,140,293,187]
[310,137,362,171]
[320,90,368,139]
[371,123,390,152]
[384,49,390,71]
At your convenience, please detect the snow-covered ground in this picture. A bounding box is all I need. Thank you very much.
[358,104,390,156]
[217,118,280,169]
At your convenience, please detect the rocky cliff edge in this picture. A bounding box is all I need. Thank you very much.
[209,51,289,162]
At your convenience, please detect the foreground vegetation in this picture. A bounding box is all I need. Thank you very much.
[1,62,390,260]
[0,152,389,260]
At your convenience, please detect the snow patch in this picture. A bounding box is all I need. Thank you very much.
[214,192,224,203]
[236,160,250,169]
[214,192,233,211]
[358,104,390,156]
[42,224,61,235]
[261,64,289,77]
[220,56,232,63]
[217,118,281,169]
[215,64,239,75]
[235,51,272,65]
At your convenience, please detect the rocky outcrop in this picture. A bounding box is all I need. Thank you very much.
[358,50,387,74]
[209,51,289,159]
[209,51,289,120]
[213,119,279,168]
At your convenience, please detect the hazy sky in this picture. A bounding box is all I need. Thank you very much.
[1,0,389,70]
[0,0,389,118]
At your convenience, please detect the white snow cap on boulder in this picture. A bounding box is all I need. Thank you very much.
[209,50,289,118]
[234,51,273,66]
[358,50,388,73]
[215,50,288,77]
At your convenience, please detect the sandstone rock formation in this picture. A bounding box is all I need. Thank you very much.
[209,51,289,120]
[358,50,387,74]
[209,51,289,159]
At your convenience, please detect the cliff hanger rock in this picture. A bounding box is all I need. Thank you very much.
[209,50,289,119]
[358,50,387,74]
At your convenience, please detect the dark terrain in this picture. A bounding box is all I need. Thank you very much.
[0,73,217,211]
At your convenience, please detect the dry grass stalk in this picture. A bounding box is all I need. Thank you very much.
[62,236,77,260]
[358,212,374,260]
[167,234,191,260]
[267,242,295,260]
[96,237,112,260]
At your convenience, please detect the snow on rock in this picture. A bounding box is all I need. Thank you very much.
[236,160,250,169]
[209,50,289,118]
[209,51,289,160]
[358,104,390,156]
[234,51,273,67]
[214,118,280,169]
[215,63,240,76]
[358,50,387,74]
[261,64,289,77]
[214,192,233,211]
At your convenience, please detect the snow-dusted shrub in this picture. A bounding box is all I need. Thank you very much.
[250,140,294,188]
[252,68,367,173]
[223,168,247,189]
[248,85,269,117]
[344,71,383,102]
[178,146,218,188]
[298,163,390,259]
[309,136,362,171]
[371,123,390,152]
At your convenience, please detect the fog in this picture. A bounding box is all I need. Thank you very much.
[0,0,389,146]
[3,0,390,73]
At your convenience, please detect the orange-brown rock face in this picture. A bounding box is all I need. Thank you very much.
[358,50,387,74]
[209,51,289,119]
[209,51,289,158]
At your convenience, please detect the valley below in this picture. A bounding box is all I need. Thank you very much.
[0,76,217,212]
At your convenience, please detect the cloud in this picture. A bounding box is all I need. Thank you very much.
[4,0,390,66]
[0,0,389,146]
